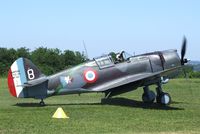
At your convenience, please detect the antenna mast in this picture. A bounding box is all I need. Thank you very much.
[83,40,89,60]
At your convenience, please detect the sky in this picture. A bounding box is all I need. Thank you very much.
[0,0,199,60]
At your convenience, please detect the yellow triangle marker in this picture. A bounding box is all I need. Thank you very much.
[52,107,69,119]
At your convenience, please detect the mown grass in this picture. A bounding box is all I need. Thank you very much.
[0,78,200,134]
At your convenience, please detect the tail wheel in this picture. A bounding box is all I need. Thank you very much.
[142,90,156,104]
[156,92,171,105]
[39,99,46,106]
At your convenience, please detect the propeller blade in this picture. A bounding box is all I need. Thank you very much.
[181,37,187,65]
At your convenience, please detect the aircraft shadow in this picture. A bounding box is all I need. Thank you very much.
[14,103,46,107]
[14,102,101,107]
[101,97,184,110]
[14,97,184,110]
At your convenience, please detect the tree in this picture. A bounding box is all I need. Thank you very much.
[74,51,86,65]
[0,48,17,76]
[62,50,77,68]
[16,47,30,59]
[31,47,63,75]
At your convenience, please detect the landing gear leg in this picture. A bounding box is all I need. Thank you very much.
[105,91,112,99]
[142,86,156,104]
[156,80,171,105]
[39,99,45,106]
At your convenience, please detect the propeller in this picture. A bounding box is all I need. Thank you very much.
[180,37,190,79]
[181,37,189,65]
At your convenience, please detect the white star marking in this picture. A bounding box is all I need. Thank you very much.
[64,76,72,84]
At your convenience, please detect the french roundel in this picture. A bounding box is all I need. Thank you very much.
[84,68,98,83]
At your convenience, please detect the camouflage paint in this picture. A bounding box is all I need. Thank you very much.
[7,49,182,99]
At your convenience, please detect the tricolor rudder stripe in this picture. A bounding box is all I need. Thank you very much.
[7,58,27,98]
[7,69,17,97]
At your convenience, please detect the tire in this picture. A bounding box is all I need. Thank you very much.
[39,101,45,106]
[142,91,156,104]
[156,92,171,105]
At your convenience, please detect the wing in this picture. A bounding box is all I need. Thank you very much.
[90,66,181,92]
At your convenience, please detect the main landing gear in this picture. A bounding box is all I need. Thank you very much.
[142,81,171,105]
[39,99,46,106]
[155,82,171,105]
[142,86,156,103]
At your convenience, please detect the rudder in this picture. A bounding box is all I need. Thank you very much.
[7,58,45,98]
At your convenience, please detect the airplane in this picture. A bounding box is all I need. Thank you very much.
[7,38,188,106]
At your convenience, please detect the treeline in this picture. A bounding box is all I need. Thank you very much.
[178,65,200,78]
[0,47,86,76]
[1,47,200,78]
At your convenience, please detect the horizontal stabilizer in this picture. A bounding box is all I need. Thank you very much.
[22,77,48,87]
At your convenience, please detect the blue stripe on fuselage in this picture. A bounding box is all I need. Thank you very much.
[17,58,27,84]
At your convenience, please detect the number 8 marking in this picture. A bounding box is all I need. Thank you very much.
[27,68,35,80]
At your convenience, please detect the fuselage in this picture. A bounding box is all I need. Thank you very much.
[46,49,181,97]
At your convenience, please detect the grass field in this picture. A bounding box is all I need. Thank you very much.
[0,78,200,134]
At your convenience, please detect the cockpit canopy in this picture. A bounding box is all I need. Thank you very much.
[94,55,114,69]
[94,51,133,69]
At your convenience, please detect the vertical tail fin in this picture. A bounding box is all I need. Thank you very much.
[7,58,45,98]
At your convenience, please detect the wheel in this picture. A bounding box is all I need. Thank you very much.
[142,90,156,104]
[39,101,45,106]
[156,92,171,105]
